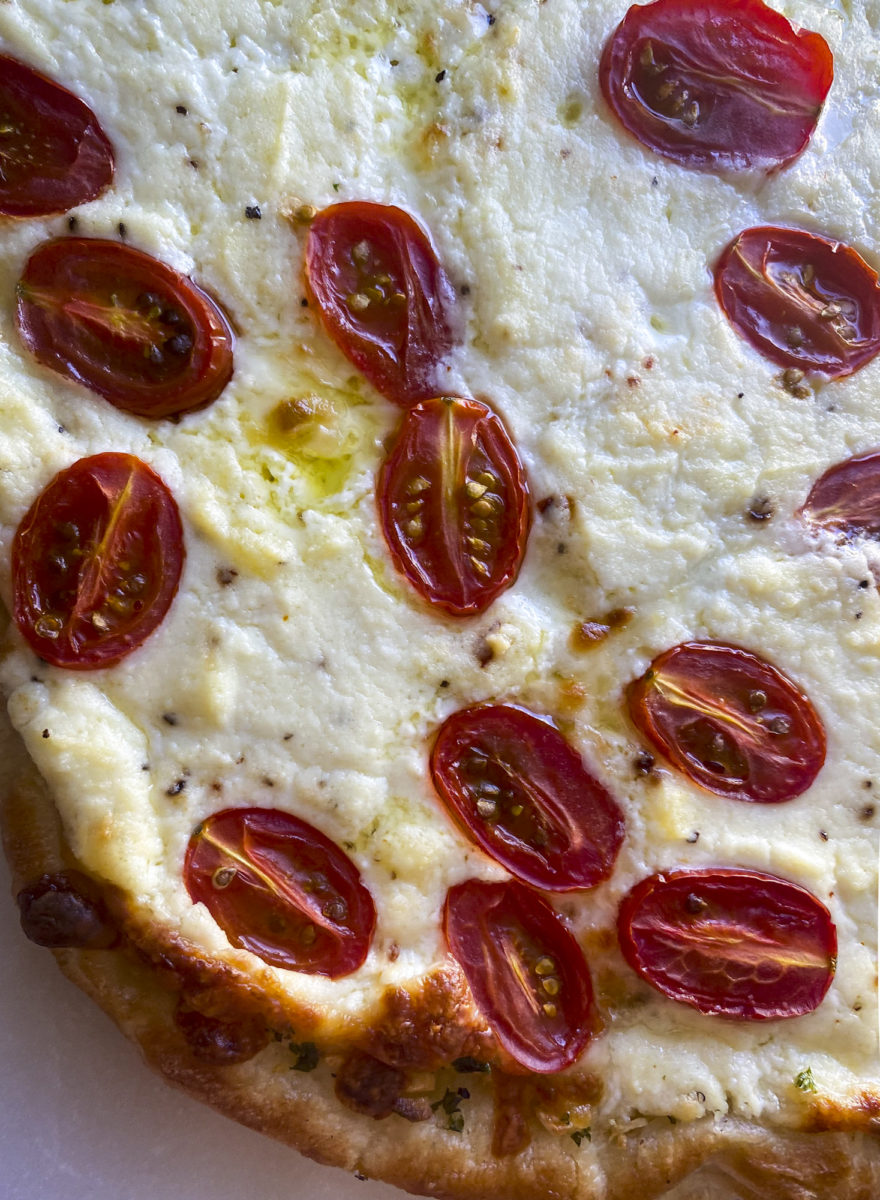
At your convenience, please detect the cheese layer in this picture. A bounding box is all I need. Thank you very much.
[0,0,879,1128]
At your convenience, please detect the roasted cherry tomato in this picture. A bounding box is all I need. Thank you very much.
[628,641,825,803]
[305,201,456,406]
[599,0,833,173]
[184,808,376,977]
[0,56,114,217]
[715,227,880,378]
[444,879,597,1072]
[618,868,837,1019]
[431,705,624,891]
[16,238,234,418]
[12,453,184,670]
[378,395,529,616]
[800,451,880,537]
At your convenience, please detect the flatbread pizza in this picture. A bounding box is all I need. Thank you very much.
[2,1,880,1197]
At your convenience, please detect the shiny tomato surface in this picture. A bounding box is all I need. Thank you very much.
[16,238,234,418]
[618,868,837,1019]
[599,0,832,172]
[12,453,184,669]
[628,641,825,803]
[184,808,376,977]
[800,451,880,537]
[378,395,529,616]
[305,201,456,406]
[0,55,114,217]
[715,227,880,378]
[431,705,624,890]
[444,879,597,1072]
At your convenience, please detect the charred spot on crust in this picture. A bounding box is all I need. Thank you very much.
[17,871,118,950]
[174,1002,271,1065]
[335,1051,406,1119]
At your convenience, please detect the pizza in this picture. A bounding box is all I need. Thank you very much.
[2,1,880,1197]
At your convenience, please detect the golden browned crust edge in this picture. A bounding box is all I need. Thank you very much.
[3,747,880,1200]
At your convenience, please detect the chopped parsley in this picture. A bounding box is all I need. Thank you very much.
[795,1066,817,1093]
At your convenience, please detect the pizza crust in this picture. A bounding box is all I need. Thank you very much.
[4,744,879,1200]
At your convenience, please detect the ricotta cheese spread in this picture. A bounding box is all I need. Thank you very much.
[0,0,878,1135]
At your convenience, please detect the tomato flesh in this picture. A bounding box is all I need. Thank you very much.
[628,641,825,803]
[0,56,114,217]
[305,201,456,406]
[378,396,529,616]
[715,227,880,378]
[184,808,376,978]
[599,0,833,172]
[12,453,184,670]
[431,705,624,891]
[618,868,837,1019]
[444,879,597,1072]
[16,238,234,418]
[800,451,880,537]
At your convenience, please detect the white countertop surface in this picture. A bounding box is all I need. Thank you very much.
[0,851,405,1200]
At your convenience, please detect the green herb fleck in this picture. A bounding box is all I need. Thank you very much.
[451,1056,491,1074]
[290,1041,319,1072]
[795,1067,817,1094]
[570,1127,591,1147]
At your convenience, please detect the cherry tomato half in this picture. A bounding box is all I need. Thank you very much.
[305,201,456,406]
[800,451,880,538]
[599,0,833,173]
[12,453,184,670]
[715,227,880,378]
[618,868,837,1019]
[628,642,825,803]
[444,879,597,1072]
[431,705,625,891]
[378,396,529,616]
[16,238,234,419]
[184,808,376,977]
[0,56,114,217]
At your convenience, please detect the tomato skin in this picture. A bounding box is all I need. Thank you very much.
[431,705,624,891]
[444,879,597,1073]
[599,0,833,173]
[305,202,456,407]
[0,56,114,217]
[184,808,376,978]
[628,641,825,803]
[12,453,184,670]
[715,228,880,379]
[16,238,234,419]
[800,451,880,537]
[378,396,529,616]
[618,868,837,1019]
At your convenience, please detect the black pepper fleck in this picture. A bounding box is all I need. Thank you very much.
[117,221,127,238]
[862,805,876,820]
[42,729,50,739]
[651,176,658,187]
[216,567,238,586]
[635,750,655,775]
[440,679,450,688]
[460,283,471,296]
[354,1173,368,1182]
[166,779,186,797]
[686,831,699,843]
[245,205,262,220]
[487,12,496,24]
[162,713,178,726]
[860,579,870,589]
[747,496,774,522]
[819,830,829,841]
[176,104,188,114]
[557,542,567,555]
[435,69,447,82]
[283,733,294,741]
[737,392,744,399]
[67,215,78,231]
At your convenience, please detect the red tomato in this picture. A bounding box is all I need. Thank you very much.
[628,642,825,803]
[377,396,529,616]
[599,0,833,172]
[0,56,114,217]
[12,453,184,670]
[305,201,456,406]
[715,227,880,378]
[444,879,597,1072]
[800,451,880,537]
[618,868,837,1019]
[184,808,376,977]
[431,705,624,891]
[16,238,234,419]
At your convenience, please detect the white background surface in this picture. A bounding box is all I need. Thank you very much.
[0,853,404,1200]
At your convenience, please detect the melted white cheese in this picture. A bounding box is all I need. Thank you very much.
[0,0,878,1128]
